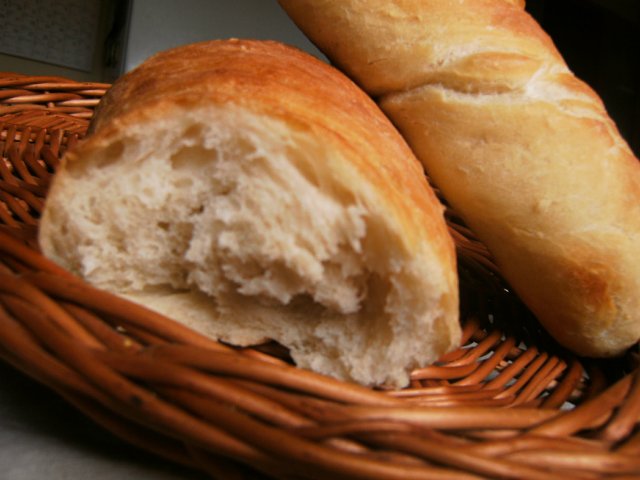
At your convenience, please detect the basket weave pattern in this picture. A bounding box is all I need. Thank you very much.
[1,72,639,479]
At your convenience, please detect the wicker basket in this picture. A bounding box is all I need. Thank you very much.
[1,72,640,480]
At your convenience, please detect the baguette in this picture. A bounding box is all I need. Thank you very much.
[38,39,460,387]
[278,0,640,357]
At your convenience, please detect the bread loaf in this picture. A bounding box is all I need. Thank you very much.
[278,0,640,357]
[38,39,460,387]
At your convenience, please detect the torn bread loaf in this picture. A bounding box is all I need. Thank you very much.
[278,0,640,357]
[38,39,460,387]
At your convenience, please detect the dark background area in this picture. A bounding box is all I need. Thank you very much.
[525,0,640,156]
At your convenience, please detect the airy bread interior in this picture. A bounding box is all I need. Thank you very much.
[40,103,457,387]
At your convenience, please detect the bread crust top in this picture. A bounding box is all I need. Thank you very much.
[84,39,455,265]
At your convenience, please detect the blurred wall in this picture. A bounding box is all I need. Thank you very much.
[124,0,323,72]
[0,0,321,82]
[0,0,117,82]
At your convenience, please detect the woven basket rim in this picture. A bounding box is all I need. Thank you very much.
[1,71,639,479]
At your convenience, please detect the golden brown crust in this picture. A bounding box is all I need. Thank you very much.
[279,0,640,356]
[278,0,562,97]
[85,40,455,270]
